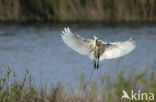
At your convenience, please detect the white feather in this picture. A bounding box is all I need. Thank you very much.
[100,38,136,60]
[61,27,136,61]
[61,27,93,55]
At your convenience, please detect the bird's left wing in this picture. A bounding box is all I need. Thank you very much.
[100,38,136,60]
[61,27,93,55]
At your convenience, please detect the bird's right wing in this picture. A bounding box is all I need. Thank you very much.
[61,27,93,55]
[100,38,136,60]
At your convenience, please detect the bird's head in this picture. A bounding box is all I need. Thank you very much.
[96,39,102,47]
[93,35,102,46]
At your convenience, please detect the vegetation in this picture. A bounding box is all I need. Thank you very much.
[0,66,156,102]
[0,0,156,22]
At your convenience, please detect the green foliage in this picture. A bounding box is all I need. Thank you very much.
[0,67,156,102]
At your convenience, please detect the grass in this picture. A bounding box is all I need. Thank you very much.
[0,67,156,102]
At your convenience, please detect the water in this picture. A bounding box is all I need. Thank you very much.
[0,23,156,85]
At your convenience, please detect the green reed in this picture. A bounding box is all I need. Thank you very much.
[0,66,156,102]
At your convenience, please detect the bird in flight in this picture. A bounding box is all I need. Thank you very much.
[61,27,136,69]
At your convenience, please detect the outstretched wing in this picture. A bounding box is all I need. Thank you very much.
[61,27,93,55]
[100,38,136,60]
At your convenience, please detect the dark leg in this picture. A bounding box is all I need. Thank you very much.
[94,60,96,69]
[97,63,99,69]
[97,54,100,69]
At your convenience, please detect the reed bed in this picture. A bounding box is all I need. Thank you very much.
[0,67,156,102]
[0,0,156,22]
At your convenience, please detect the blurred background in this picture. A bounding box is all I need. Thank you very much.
[0,0,156,86]
[0,0,156,22]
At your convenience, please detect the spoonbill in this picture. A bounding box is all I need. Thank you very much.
[61,27,136,69]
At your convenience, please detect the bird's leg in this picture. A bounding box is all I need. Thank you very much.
[97,54,100,69]
[94,60,96,69]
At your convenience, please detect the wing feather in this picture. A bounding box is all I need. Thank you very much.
[100,38,136,60]
[61,27,93,55]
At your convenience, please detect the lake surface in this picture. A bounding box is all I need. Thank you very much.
[0,23,156,86]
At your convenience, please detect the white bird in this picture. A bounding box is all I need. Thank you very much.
[61,27,136,69]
